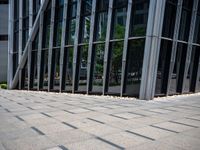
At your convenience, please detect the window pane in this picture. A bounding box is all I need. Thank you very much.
[30,51,38,89]
[183,46,200,93]
[77,45,89,92]
[108,41,123,94]
[124,39,145,96]
[155,40,173,95]
[51,49,60,90]
[162,0,177,38]
[111,7,127,39]
[40,50,49,90]
[92,44,105,93]
[169,43,187,94]
[193,15,200,44]
[129,0,149,37]
[64,47,73,91]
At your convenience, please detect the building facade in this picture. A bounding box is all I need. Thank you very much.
[8,0,200,100]
[0,0,8,82]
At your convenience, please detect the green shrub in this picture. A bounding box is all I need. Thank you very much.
[0,84,7,89]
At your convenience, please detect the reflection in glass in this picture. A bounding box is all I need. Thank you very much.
[162,0,177,38]
[40,50,48,90]
[77,45,89,92]
[178,0,193,41]
[124,39,145,96]
[184,46,200,92]
[169,43,187,94]
[94,0,108,41]
[155,40,172,95]
[63,47,73,91]
[130,0,149,37]
[50,49,60,90]
[193,15,200,44]
[108,41,123,94]
[30,51,38,89]
[111,7,127,39]
[92,44,105,93]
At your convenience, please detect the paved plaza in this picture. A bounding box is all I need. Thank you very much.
[0,90,200,150]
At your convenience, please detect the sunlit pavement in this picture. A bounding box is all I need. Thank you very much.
[0,90,200,150]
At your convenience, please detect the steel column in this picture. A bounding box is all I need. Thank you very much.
[72,0,82,93]
[59,0,69,92]
[8,0,14,88]
[102,0,114,95]
[121,0,133,96]
[182,0,199,93]
[47,0,56,91]
[139,0,166,100]
[87,0,97,93]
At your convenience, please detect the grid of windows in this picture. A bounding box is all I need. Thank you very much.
[10,0,200,99]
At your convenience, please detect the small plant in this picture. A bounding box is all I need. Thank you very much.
[0,84,7,89]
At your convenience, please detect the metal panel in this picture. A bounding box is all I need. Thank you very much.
[121,0,133,96]
[72,0,82,93]
[87,0,97,93]
[182,0,199,93]
[28,0,33,90]
[18,0,23,89]
[11,0,50,89]
[59,0,69,92]
[47,0,56,91]
[8,0,14,88]
[102,0,114,95]
[37,10,44,90]
[140,0,166,100]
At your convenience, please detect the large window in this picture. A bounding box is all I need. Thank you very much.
[155,40,173,95]
[124,39,145,96]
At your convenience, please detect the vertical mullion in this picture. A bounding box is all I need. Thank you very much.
[72,0,82,93]
[37,11,44,90]
[59,0,69,92]
[18,0,23,89]
[87,0,97,93]
[140,0,166,100]
[28,0,33,90]
[121,0,132,96]
[47,0,56,91]
[182,0,199,93]
[102,0,114,95]
[8,0,14,88]
[166,0,183,95]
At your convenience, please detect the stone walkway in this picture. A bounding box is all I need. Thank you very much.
[0,90,200,150]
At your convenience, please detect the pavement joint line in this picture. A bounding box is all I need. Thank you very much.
[128,112,147,117]
[27,106,34,110]
[63,109,76,114]
[41,112,52,118]
[31,126,45,135]
[150,125,179,133]
[110,114,128,120]
[145,110,164,114]
[169,120,199,128]
[126,130,155,141]
[96,136,125,150]
[81,107,95,111]
[58,145,69,150]
[161,108,177,112]
[4,108,10,112]
[62,122,78,129]
[15,115,25,121]
[186,117,200,122]
[87,118,105,124]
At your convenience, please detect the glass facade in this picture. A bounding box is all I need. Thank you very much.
[10,0,200,100]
